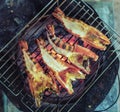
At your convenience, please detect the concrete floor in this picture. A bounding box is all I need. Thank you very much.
[85,0,120,112]
[114,0,120,35]
[113,1,120,112]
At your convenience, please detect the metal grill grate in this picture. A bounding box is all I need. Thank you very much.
[0,0,120,112]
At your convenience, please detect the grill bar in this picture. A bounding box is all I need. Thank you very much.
[62,0,74,12]
[53,58,117,112]
[66,2,80,16]
[67,55,120,112]
[0,0,116,93]
[0,0,56,53]
[0,0,120,112]
[50,36,120,112]
[0,0,59,95]
[41,1,120,112]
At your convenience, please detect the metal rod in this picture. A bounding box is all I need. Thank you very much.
[1,0,120,112]
[67,52,120,112]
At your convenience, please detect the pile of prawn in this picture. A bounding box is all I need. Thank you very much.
[19,8,110,107]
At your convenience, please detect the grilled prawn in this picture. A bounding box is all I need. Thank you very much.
[37,39,86,94]
[19,40,58,107]
[47,34,90,74]
[47,24,98,61]
[52,8,110,50]
[38,36,90,74]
